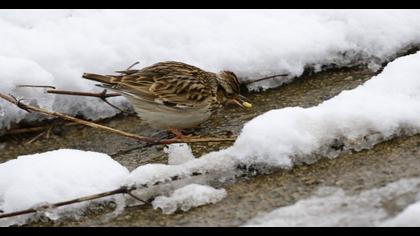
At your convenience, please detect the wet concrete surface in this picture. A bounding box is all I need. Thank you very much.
[2,66,420,226]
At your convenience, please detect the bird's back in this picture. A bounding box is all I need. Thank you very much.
[82,61,221,129]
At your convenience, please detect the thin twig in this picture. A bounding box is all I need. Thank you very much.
[126,61,140,70]
[45,126,53,139]
[115,61,141,75]
[4,123,78,136]
[4,126,49,135]
[46,89,129,114]
[0,92,236,145]
[127,191,150,205]
[0,186,133,219]
[0,163,214,220]
[17,85,57,89]
[0,92,158,143]
[25,131,46,145]
[244,73,289,85]
[45,89,121,99]
[0,168,210,219]
[110,144,147,158]
[17,85,125,113]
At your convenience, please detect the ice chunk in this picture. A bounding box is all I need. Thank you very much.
[152,184,227,214]
[164,143,195,165]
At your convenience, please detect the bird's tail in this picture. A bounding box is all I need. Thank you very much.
[82,73,118,85]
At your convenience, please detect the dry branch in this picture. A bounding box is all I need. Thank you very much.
[17,84,126,113]
[0,167,211,220]
[244,73,289,85]
[0,186,137,219]
[47,89,127,113]
[17,85,57,89]
[46,89,121,99]
[4,123,79,136]
[0,92,236,145]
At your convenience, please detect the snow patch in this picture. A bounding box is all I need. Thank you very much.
[152,184,227,214]
[231,51,420,169]
[3,45,420,225]
[381,198,420,227]
[164,143,195,165]
[0,147,232,226]
[244,178,420,227]
[0,149,129,226]
[1,9,420,130]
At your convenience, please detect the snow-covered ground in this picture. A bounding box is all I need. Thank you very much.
[0,148,228,226]
[2,10,420,226]
[1,9,420,130]
[0,149,129,226]
[244,178,420,227]
[3,50,420,226]
[152,184,227,214]
[230,51,420,169]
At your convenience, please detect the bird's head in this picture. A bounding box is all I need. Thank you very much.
[216,71,252,109]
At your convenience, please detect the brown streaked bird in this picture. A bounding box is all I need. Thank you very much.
[82,61,252,134]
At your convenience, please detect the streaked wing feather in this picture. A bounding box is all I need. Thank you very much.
[109,62,216,108]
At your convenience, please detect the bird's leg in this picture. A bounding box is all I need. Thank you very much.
[167,127,203,141]
[168,127,189,140]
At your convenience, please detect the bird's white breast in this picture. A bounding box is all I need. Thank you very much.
[127,97,214,129]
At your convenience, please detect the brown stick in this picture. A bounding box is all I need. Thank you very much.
[46,89,127,113]
[4,126,49,135]
[17,85,121,99]
[125,61,140,70]
[0,93,236,145]
[0,167,211,219]
[4,123,79,136]
[24,131,46,145]
[0,186,133,219]
[46,89,121,99]
[17,85,125,113]
[17,85,57,89]
[244,73,289,85]
[1,93,157,143]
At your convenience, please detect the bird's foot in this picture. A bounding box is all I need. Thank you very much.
[168,127,190,140]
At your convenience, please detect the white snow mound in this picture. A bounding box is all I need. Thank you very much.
[0,149,129,226]
[164,143,195,165]
[1,9,420,129]
[231,51,420,168]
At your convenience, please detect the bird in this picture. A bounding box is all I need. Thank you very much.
[82,61,252,136]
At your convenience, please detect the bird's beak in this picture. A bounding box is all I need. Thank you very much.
[230,95,252,109]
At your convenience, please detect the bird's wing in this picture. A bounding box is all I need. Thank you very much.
[111,62,217,108]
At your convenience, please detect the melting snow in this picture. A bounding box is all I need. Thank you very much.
[152,184,227,214]
[164,143,195,165]
[230,51,420,169]
[2,9,420,226]
[244,178,420,227]
[0,149,129,226]
[1,9,420,129]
